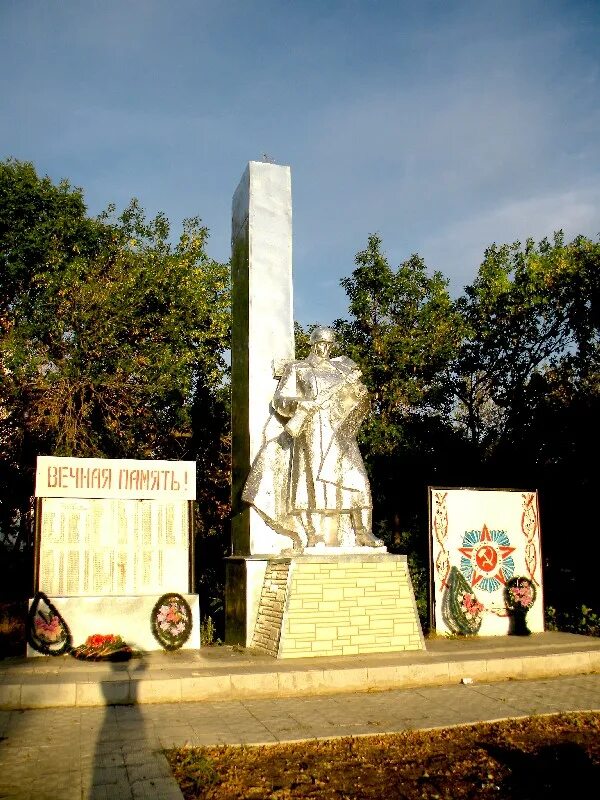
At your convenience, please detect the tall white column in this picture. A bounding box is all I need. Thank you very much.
[227,161,295,643]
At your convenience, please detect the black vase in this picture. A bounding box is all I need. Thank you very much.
[509,606,531,636]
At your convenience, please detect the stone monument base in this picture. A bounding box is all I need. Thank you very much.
[246,554,425,659]
[27,594,201,656]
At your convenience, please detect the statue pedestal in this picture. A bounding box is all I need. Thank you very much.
[247,553,425,658]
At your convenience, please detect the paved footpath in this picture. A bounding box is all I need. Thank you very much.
[1,672,599,800]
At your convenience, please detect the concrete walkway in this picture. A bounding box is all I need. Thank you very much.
[0,673,599,799]
[0,632,599,799]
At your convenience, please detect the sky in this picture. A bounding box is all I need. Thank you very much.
[1,0,599,326]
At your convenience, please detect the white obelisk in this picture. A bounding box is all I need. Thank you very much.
[226,161,295,644]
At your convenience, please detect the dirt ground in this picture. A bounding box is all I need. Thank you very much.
[166,711,600,799]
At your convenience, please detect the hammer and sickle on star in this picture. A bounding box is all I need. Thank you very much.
[475,545,498,572]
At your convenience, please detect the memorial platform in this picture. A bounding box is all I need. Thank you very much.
[1,631,599,711]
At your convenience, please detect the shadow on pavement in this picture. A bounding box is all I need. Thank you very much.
[88,655,148,800]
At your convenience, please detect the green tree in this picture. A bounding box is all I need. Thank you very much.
[452,233,600,611]
[335,234,465,453]
[0,159,108,318]
[0,160,230,596]
[293,321,311,359]
[311,230,599,626]
[333,234,465,623]
[452,232,599,455]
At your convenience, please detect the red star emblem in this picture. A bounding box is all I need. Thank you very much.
[458,524,515,588]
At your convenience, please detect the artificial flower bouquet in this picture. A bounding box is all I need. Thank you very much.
[71,633,135,661]
[151,593,192,650]
[504,576,536,611]
[461,591,485,621]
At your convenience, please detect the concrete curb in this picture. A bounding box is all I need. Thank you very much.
[2,632,599,710]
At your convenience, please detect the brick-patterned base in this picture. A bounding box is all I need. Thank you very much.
[251,554,425,658]
[250,561,291,656]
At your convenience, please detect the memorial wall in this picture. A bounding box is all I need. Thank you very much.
[38,497,189,596]
[35,456,195,598]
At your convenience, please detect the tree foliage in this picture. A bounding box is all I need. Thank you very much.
[450,232,600,610]
[328,235,465,605]
[323,230,599,622]
[0,160,230,592]
[334,233,465,454]
[452,232,599,454]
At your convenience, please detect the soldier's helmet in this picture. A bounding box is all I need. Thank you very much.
[309,326,336,345]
